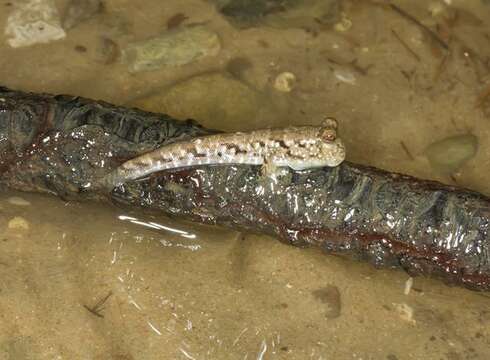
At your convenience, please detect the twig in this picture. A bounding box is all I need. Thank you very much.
[83,291,113,318]
[390,4,448,51]
[399,69,415,82]
[433,52,450,82]
[400,141,414,160]
[391,29,420,62]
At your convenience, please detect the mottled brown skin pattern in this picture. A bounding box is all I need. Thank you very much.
[0,87,489,291]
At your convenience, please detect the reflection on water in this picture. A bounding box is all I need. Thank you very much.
[118,215,197,239]
[1,0,490,359]
[118,215,200,251]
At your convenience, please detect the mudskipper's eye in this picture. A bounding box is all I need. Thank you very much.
[319,117,338,142]
[320,128,336,142]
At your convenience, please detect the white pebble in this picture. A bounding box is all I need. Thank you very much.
[334,13,352,32]
[8,216,30,230]
[5,0,66,48]
[333,69,356,85]
[274,72,296,92]
[404,277,413,295]
[8,196,31,206]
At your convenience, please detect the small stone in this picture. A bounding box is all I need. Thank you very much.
[5,0,66,48]
[130,72,262,131]
[425,134,478,173]
[122,26,221,72]
[393,302,416,324]
[8,216,29,230]
[7,197,31,206]
[404,277,413,295]
[273,72,296,92]
[333,69,356,85]
[334,12,352,32]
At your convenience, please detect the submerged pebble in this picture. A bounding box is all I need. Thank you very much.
[425,134,478,173]
[273,72,296,92]
[8,216,30,231]
[333,69,356,85]
[7,196,31,206]
[334,12,352,32]
[393,302,416,324]
[404,277,413,295]
[5,0,66,48]
[122,26,221,72]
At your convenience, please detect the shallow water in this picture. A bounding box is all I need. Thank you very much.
[0,0,490,359]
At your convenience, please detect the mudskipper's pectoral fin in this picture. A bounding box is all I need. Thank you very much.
[259,157,290,181]
[260,159,278,178]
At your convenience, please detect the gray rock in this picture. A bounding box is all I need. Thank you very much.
[425,134,478,173]
[5,0,66,48]
[122,26,221,72]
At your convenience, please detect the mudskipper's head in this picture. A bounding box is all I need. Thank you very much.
[285,118,346,171]
[316,117,345,167]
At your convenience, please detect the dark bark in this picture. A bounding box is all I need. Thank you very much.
[0,86,489,291]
